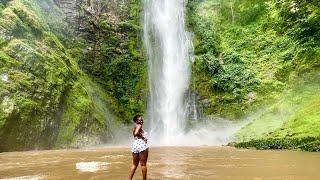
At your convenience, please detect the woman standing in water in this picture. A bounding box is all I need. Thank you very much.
[129,115,149,180]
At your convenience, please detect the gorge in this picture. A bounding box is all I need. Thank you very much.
[0,0,319,152]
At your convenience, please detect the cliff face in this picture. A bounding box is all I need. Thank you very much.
[55,0,132,38]
[56,0,147,122]
[55,0,130,28]
[54,0,77,30]
[0,0,145,152]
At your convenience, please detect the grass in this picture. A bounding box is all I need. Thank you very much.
[234,137,320,151]
[234,70,320,150]
[236,76,320,141]
[270,95,320,138]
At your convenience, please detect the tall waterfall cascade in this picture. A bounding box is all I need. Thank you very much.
[143,0,193,145]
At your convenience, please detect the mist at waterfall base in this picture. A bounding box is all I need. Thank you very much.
[105,117,247,147]
[149,118,248,146]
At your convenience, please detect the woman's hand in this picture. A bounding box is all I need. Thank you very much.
[142,137,147,143]
[133,124,142,137]
[141,131,148,143]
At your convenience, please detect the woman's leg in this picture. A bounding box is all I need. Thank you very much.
[128,153,140,180]
[139,148,149,180]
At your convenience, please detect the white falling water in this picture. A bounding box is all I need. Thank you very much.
[142,0,247,146]
[143,0,192,145]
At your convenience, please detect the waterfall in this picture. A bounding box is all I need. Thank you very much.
[143,0,193,145]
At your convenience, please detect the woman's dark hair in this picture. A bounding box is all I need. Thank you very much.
[133,114,142,123]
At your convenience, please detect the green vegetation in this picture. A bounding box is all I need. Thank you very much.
[0,0,144,151]
[234,137,320,151]
[76,0,147,122]
[236,71,320,142]
[0,0,319,152]
[187,0,320,118]
[187,0,320,151]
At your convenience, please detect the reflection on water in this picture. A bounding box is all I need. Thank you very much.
[155,148,188,179]
[0,147,320,179]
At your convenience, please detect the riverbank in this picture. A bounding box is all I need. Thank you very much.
[232,137,320,151]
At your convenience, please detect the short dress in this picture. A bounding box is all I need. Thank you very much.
[131,130,149,154]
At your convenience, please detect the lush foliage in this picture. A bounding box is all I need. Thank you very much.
[187,0,320,151]
[234,137,320,151]
[187,0,320,118]
[273,0,320,46]
[1,0,319,152]
[236,71,320,141]
[75,0,147,122]
[0,0,120,151]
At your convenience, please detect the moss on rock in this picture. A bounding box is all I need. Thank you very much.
[0,0,119,152]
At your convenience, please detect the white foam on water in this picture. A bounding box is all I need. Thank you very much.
[75,162,110,172]
[0,175,45,180]
[100,155,125,158]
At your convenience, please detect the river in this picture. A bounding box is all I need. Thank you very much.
[1,147,319,179]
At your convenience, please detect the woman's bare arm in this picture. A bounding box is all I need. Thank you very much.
[133,124,142,137]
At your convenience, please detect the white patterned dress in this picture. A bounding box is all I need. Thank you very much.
[131,130,149,154]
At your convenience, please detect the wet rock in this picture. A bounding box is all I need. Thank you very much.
[201,99,211,107]
[74,134,102,148]
[248,92,256,103]
[1,96,15,115]
[0,74,9,83]
[185,90,203,120]
[267,70,273,78]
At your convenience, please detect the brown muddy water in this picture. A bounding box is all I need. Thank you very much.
[0,147,320,180]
